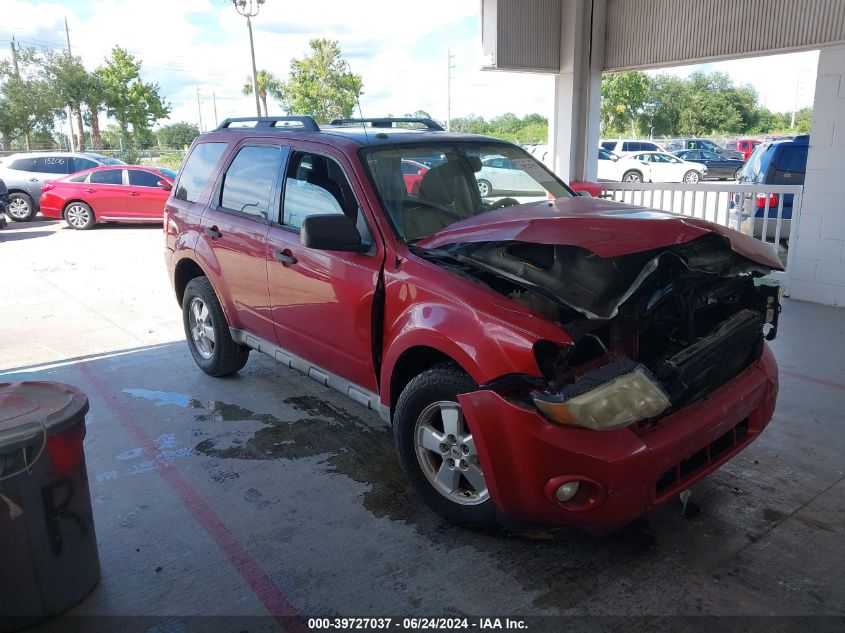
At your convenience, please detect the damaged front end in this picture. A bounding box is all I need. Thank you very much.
[415,233,781,432]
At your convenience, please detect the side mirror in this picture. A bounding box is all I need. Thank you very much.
[301,214,368,253]
[158,180,172,191]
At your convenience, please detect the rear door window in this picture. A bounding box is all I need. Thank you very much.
[772,146,808,183]
[9,157,37,171]
[175,142,227,202]
[90,169,124,185]
[32,156,70,174]
[218,145,283,219]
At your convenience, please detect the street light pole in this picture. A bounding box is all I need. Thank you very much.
[233,0,264,117]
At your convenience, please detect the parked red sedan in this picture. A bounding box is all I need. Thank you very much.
[40,165,176,230]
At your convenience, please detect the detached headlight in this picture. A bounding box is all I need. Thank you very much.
[532,360,670,430]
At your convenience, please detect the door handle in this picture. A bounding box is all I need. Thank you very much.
[85,188,96,193]
[205,226,222,239]
[28,178,39,182]
[273,250,298,265]
[128,192,140,196]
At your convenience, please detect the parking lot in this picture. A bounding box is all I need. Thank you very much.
[2,219,844,628]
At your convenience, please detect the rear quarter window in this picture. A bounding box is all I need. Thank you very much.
[776,147,808,173]
[175,142,228,203]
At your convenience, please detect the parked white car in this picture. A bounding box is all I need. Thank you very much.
[596,147,631,181]
[600,139,664,155]
[616,151,708,183]
[475,155,545,196]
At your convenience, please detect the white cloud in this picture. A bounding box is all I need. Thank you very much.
[0,1,822,135]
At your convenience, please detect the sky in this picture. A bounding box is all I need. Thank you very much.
[0,0,821,133]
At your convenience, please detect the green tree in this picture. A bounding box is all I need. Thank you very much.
[157,122,200,148]
[83,70,108,150]
[243,70,282,116]
[42,51,89,150]
[0,47,62,150]
[601,71,649,136]
[278,39,363,124]
[99,46,170,146]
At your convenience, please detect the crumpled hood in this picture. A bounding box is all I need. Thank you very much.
[416,197,783,271]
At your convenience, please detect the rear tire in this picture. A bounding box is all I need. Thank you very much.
[393,362,499,530]
[182,277,249,377]
[622,170,642,183]
[477,179,493,197]
[64,202,95,230]
[7,193,35,222]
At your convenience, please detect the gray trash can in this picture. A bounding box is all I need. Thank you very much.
[0,381,99,632]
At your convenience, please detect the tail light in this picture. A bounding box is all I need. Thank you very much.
[755,193,778,208]
[42,183,55,193]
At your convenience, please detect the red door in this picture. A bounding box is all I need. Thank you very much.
[196,144,285,343]
[126,169,171,220]
[86,168,128,218]
[266,147,383,391]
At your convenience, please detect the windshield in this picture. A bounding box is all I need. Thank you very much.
[363,143,571,242]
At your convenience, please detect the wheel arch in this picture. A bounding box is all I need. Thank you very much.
[174,257,210,306]
[388,345,460,417]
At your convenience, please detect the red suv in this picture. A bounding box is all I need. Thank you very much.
[165,116,782,532]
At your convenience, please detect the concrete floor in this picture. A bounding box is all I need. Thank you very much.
[2,219,844,630]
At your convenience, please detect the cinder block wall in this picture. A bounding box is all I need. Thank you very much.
[790,44,845,306]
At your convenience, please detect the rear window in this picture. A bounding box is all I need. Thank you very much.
[776,147,808,173]
[10,157,37,171]
[175,142,227,203]
[600,141,615,150]
[69,173,89,183]
[71,157,99,172]
[741,145,775,182]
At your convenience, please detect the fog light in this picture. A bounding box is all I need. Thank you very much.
[555,481,580,502]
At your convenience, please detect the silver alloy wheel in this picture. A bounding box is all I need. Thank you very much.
[7,197,30,219]
[65,204,91,228]
[188,297,216,359]
[684,170,700,184]
[623,172,642,183]
[414,400,489,506]
[478,180,491,197]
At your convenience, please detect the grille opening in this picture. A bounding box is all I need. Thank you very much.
[679,448,708,479]
[654,417,751,495]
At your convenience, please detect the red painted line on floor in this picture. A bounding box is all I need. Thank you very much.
[76,363,306,631]
[781,369,845,393]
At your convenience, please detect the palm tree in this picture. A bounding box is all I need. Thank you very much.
[243,70,281,116]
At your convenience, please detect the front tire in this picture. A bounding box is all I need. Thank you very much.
[393,363,497,530]
[622,170,642,183]
[683,170,700,184]
[182,277,249,377]
[7,193,35,221]
[64,202,95,230]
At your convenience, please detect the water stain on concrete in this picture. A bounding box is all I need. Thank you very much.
[190,395,425,523]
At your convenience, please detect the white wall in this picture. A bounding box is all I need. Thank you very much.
[790,44,845,306]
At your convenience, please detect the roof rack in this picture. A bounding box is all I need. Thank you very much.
[216,116,320,132]
[329,117,444,131]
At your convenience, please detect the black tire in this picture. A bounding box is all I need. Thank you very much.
[734,168,743,181]
[182,277,249,377]
[64,201,95,230]
[393,362,498,530]
[477,179,493,197]
[622,170,642,183]
[7,192,36,222]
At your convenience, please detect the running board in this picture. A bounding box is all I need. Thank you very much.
[229,328,390,423]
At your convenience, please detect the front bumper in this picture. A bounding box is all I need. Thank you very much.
[459,344,778,532]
